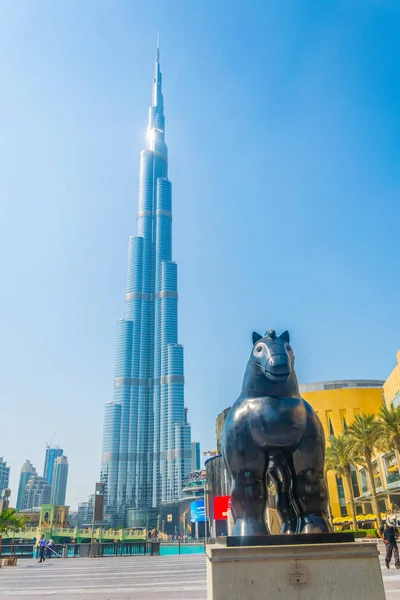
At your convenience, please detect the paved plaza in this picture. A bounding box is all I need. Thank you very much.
[0,554,206,599]
[1,543,400,599]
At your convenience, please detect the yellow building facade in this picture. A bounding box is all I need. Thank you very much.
[300,380,384,519]
[384,350,400,407]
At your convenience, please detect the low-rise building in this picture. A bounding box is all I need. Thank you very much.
[40,504,69,529]
[352,350,400,515]
[181,470,206,500]
[77,494,94,527]
[17,508,41,527]
[300,379,390,518]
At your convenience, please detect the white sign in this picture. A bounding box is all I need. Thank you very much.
[290,569,307,585]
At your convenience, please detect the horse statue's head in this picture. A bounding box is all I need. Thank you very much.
[251,329,294,382]
[242,329,299,398]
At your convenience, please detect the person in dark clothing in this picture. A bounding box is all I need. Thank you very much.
[38,535,47,563]
[378,517,400,569]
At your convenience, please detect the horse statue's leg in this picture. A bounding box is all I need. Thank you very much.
[225,445,269,536]
[267,453,297,534]
[292,401,332,534]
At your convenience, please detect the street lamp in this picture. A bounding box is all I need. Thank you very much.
[204,481,212,541]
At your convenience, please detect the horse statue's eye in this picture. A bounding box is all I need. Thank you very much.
[286,344,292,353]
[256,346,263,353]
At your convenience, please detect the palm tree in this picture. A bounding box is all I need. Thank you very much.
[0,509,28,557]
[376,402,400,456]
[0,508,14,557]
[347,413,382,528]
[8,513,28,556]
[325,435,359,530]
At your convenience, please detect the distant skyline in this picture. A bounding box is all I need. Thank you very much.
[1,1,400,508]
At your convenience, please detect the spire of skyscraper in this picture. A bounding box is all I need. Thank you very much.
[100,41,191,528]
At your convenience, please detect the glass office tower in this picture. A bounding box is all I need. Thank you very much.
[16,460,37,510]
[0,457,10,496]
[101,41,191,527]
[50,455,69,505]
[43,446,64,487]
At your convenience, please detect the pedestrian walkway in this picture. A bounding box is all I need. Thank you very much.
[0,555,207,599]
[0,542,399,599]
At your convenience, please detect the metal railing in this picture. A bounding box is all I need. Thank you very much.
[11,527,147,542]
[0,541,161,559]
[98,542,147,556]
[0,540,209,559]
[0,545,36,559]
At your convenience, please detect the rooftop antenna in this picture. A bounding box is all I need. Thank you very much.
[156,31,160,61]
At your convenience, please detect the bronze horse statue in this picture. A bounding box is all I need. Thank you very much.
[222,329,332,536]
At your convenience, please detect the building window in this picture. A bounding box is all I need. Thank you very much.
[350,465,360,497]
[325,411,334,436]
[359,468,369,495]
[363,502,372,513]
[336,476,347,516]
[389,493,400,510]
[372,461,382,489]
[378,499,387,512]
[392,393,400,409]
[339,409,348,433]
[383,452,400,486]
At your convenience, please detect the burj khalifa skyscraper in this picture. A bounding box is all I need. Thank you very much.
[100,40,191,527]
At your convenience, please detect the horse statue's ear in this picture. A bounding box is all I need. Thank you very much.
[279,330,290,343]
[252,332,262,345]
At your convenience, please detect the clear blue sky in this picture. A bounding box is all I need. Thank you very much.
[1,0,399,509]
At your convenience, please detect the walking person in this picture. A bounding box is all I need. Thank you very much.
[378,514,400,569]
[38,535,47,563]
[46,538,54,559]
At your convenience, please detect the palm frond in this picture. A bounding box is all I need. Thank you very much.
[325,434,360,475]
[376,403,400,454]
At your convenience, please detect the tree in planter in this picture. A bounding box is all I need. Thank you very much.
[325,434,360,531]
[347,413,382,528]
[0,509,28,558]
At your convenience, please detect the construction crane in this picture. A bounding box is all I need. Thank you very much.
[203,450,218,457]
[46,430,56,449]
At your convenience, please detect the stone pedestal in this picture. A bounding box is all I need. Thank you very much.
[206,542,385,600]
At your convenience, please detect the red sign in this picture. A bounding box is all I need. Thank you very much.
[213,495,231,520]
